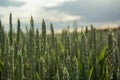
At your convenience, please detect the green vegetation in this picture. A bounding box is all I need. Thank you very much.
[0,13,120,80]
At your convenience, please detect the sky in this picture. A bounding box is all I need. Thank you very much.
[0,0,120,31]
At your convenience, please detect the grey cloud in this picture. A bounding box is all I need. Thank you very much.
[45,0,120,23]
[0,0,25,7]
[0,14,2,18]
[0,14,3,19]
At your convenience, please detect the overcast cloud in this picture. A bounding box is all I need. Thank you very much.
[0,0,120,31]
[0,0,25,7]
[45,0,120,23]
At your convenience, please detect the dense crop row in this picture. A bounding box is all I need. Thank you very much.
[0,13,120,80]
